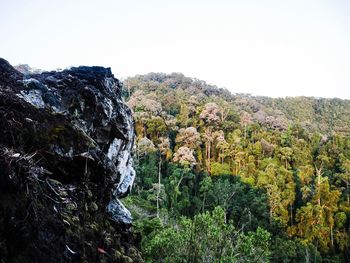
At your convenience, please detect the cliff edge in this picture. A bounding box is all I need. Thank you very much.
[0,58,142,262]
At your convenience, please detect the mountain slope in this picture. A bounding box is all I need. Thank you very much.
[123,72,350,134]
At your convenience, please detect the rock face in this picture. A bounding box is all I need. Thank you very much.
[0,58,142,262]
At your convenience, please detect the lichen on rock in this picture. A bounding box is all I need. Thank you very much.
[0,58,142,262]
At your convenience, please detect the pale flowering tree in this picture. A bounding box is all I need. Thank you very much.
[188,95,199,115]
[141,97,162,116]
[158,137,170,156]
[175,127,201,150]
[137,137,156,160]
[163,113,178,131]
[199,102,222,124]
[213,130,229,164]
[264,115,288,130]
[126,90,144,110]
[200,102,224,173]
[173,146,196,166]
[240,111,253,139]
[127,90,162,116]
[128,91,165,137]
[171,146,196,209]
[213,130,225,142]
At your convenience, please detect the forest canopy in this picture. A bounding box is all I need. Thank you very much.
[123,72,350,262]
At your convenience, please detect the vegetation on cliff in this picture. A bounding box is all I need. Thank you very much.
[0,59,142,263]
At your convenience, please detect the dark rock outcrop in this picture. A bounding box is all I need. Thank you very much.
[0,58,142,262]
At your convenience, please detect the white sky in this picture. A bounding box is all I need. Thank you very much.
[1,0,350,99]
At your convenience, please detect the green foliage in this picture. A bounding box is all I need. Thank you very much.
[211,162,231,176]
[271,237,322,263]
[125,73,350,260]
[136,151,158,188]
[164,164,196,216]
[143,207,271,263]
[235,227,271,262]
[205,177,270,231]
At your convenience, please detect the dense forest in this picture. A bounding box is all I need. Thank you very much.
[122,72,350,262]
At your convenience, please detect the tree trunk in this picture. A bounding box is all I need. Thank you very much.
[208,140,211,173]
[331,225,334,249]
[157,157,161,218]
[316,167,322,206]
[143,124,147,137]
[318,176,321,206]
[347,181,349,206]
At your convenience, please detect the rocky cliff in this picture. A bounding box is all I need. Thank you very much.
[0,58,142,262]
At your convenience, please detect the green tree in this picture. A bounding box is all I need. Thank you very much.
[278,147,293,169]
[143,207,271,263]
[337,156,350,205]
[290,169,341,252]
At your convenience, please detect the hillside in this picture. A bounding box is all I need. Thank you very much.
[123,72,350,262]
[124,72,350,134]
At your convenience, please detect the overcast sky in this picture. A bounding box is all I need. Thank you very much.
[1,0,350,99]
